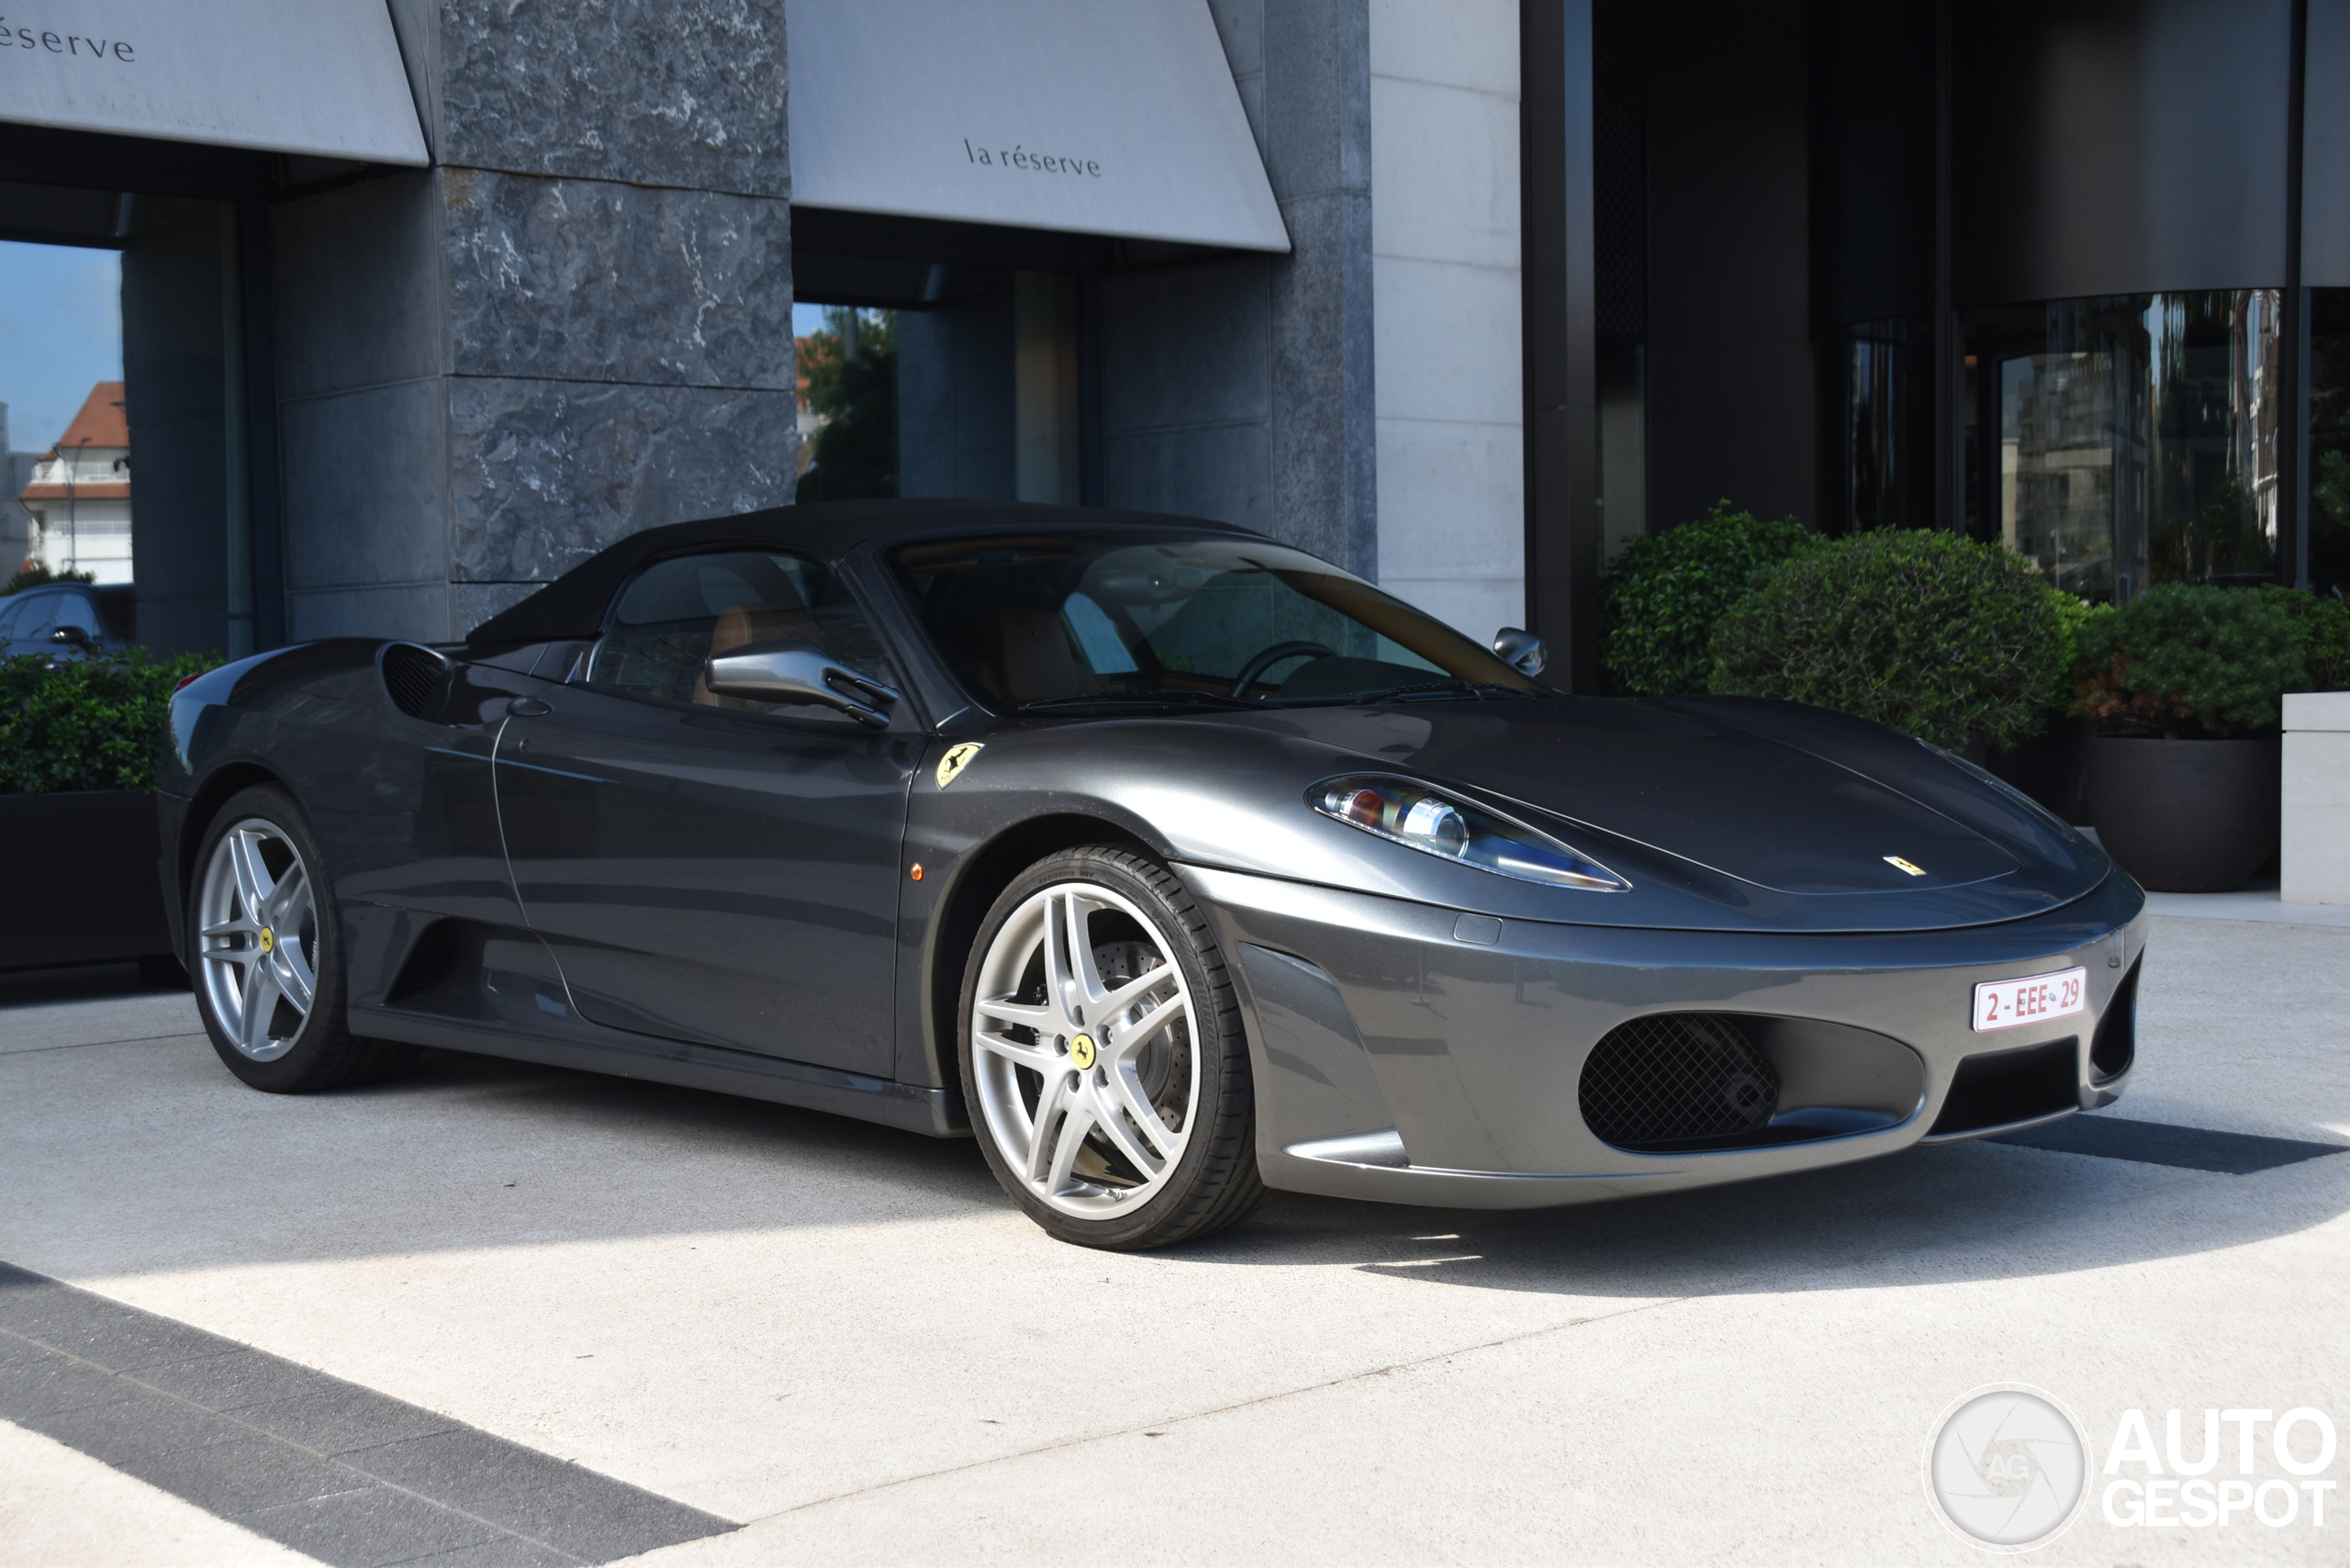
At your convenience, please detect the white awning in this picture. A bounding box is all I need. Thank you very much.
[0,0,426,165]
[785,0,1289,253]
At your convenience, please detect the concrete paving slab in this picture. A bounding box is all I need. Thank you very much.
[3,915,2344,1562]
[0,1418,322,1568]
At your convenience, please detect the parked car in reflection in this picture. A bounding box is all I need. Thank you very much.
[0,582,134,660]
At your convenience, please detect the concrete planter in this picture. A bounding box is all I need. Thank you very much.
[0,790,175,971]
[2283,693,2350,905]
[2087,734,2280,893]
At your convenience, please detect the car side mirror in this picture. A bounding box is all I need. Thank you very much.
[50,624,92,649]
[1492,626,1547,678]
[703,637,901,728]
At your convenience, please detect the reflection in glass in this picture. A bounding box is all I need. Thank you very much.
[2303,289,2350,598]
[1965,291,2277,601]
[1839,318,1933,533]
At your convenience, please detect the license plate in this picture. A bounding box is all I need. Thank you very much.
[1972,967,2087,1032]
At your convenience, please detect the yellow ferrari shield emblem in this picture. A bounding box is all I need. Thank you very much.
[1884,856,1928,878]
[1069,1033,1097,1070]
[258,926,276,954]
[935,742,984,790]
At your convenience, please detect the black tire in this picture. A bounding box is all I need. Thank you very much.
[958,845,1263,1249]
[187,785,415,1092]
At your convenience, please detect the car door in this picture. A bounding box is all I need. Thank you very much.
[494,547,919,1077]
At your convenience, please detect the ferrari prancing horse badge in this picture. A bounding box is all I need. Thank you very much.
[935,742,984,790]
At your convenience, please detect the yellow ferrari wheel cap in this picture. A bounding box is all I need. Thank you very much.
[258,926,276,954]
[935,742,984,790]
[1069,1033,1097,1070]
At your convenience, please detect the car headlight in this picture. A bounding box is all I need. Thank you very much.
[1308,774,1630,891]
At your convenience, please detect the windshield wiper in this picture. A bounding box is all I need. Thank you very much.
[1341,678,1546,704]
[1020,689,1259,711]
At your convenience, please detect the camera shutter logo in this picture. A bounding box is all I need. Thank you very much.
[1924,1385,2092,1551]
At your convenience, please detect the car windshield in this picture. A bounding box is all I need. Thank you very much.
[890,531,1543,711]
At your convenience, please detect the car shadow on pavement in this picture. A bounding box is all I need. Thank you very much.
[332,1047,2347,1299]
[1193,1135,2350,1298]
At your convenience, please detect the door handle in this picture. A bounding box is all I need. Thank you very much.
[507,697,552,718]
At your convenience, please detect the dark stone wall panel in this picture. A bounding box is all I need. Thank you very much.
[449,379,798,584]
[1105,420,1274,534]
[1953,0,2290,305]
[2305,0,2350,286]
[437,0,789,196]
[273,173,448,400]
[281,380,453,591]
[445,171,792,389]
[1102,261,1272,432]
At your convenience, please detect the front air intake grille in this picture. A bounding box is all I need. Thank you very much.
[1928,1037,2080,1137]
[380,643,450,721]
[2090,958,2139,1082]
[1579,1014,1780,1152]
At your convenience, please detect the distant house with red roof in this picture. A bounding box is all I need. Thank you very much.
[17,382,131,584]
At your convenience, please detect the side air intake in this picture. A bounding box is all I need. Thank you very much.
[379,642,453,721]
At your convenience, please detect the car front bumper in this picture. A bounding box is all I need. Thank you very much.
[1182,863,2147,1209]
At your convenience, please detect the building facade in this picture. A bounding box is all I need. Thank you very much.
[0,2,2338,681]
[17,382,133,583]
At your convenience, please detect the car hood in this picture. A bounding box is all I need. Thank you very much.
[1029,694,2119,934]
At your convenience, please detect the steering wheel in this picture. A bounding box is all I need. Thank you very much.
[1228,641,1336,699]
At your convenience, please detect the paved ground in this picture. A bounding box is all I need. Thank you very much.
[3,902,2345,1565]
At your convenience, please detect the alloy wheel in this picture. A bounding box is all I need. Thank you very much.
[196,817,319,1062]
[969,880,1201,1218]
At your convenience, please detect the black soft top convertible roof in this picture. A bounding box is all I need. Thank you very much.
[464,498,1256,645]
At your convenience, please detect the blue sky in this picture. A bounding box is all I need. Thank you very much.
[0,241,123,454]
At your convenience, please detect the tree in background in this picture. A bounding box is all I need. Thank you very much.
[796,307,899,502]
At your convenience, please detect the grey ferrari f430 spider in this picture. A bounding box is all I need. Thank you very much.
[162,500,2144,1249]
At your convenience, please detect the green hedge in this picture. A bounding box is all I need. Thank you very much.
[1708,530,2069,752]
[0,647,218,793]
[2075,584,2308,736]
[1600,501,1818,696]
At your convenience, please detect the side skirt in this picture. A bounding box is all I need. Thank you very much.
[349,1002,968,1139]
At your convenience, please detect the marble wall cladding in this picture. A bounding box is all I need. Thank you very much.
[444,170,793,388]
[448,378,799,584]
[436,0,789,196]
[1270,187,1378,577]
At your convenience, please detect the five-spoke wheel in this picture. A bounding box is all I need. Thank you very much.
[960,846,1262,1249]
[188,785,412,1092]
[197,815,319,1061]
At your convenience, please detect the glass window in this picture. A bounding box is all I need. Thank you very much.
[0,598,25,642]
[2304,289,2350,599]
[2,591,57,642]
[586,550,894,713]
[53,592,102,637]
[890,532,1539,711]
[1965,291,2279,602]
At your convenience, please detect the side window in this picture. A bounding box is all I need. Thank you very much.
[3,591,57,642]
[0,598,24,642]
[53,593,102,637]
[585,550,894,713]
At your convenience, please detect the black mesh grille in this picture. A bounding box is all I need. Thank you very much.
[380,644,449,721]
[1579,1014,1780,1151]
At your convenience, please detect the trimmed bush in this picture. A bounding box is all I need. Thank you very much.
[2076,584,2308,737]
[0,647,217,793]
[1600,500,1818,696]
[1707,530,2070,752]
[2250,584,2350,692]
